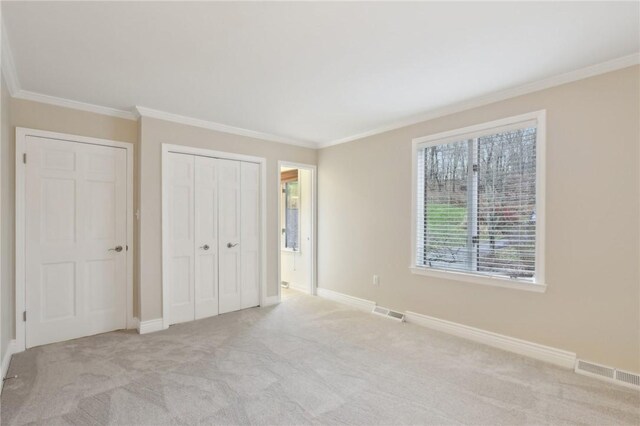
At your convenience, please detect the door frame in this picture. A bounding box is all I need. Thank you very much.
[15,127,135,352]
[277,161,317,301]
[161,144,267,330]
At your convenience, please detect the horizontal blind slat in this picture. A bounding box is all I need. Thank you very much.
[417,125,537,280]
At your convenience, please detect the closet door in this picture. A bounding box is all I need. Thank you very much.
[24,137,128,348]
[167,153,195,324]
[241,162,260,309]
[218,159,242,314]
[194,156,219,319]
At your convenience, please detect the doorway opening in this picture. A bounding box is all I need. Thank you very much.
[278,162,316,301]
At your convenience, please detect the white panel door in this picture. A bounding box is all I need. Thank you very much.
[25,137,127,348]
[218,159,242,314]
[240,162,260,309]
[167,153,196,325]
[194,156,219,319]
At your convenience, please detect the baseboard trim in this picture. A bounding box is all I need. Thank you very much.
[317,288,376,312]
[404,311,576,369]
[137,318,165,334]
[1,340,18,391]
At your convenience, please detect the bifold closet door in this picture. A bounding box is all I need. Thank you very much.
[218,160,260,313]
[194,156,219,319]
[167,153,196,325]
[240,161,260,310]
[168,154,260,323]
[218,159,242,314]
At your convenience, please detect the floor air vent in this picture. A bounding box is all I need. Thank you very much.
[576,360,640,389]
[372,306,405,322]
[616,370,640,387]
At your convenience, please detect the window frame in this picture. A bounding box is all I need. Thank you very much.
[410,110,546,292]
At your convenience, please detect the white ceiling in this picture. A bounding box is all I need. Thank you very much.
[3,2,639,146]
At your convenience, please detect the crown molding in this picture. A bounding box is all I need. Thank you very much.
[1,19,20,96]
[3,15,636,152]
[14,90,137,120]
[135,106,318,148]
[318,53,640,148]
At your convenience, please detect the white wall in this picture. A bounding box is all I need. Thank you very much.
[281,168,311,292]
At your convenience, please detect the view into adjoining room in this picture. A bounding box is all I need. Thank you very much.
[279,165,314,297]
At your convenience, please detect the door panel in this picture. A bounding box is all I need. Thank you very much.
[167,153,195,324]
[194,156,219,319]
[41,261,76,320]
[25,137,127,348]
[165,154,261,321]
[218,159,242,314]
[241,162,260,309]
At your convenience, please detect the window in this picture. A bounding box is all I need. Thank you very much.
[282,179,300,251]
[411,111,545,290]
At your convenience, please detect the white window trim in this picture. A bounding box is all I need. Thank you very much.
[410,110,546,292]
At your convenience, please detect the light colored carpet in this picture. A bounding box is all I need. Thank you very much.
[1,288,638,425]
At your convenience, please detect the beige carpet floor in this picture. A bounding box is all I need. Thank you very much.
[1,288,638,425]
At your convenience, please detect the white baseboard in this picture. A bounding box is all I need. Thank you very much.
[262,296,280,306]
[1,340,18,391]
[317,288,376,312]
[137,318,165,334]
[404,311,576,369]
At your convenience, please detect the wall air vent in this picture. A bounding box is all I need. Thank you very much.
[372,306,405,322]
[575,360,639,389]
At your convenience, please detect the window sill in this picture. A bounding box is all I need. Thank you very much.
[409,266,547,293]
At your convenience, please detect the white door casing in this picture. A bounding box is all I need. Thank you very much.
[24,136,128,348]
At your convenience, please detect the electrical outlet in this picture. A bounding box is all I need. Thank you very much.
[373,274,380,286]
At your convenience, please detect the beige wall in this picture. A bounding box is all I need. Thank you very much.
[1,64,637,373]
[138,117,317,321]
[1,74,12,361]
[318,66,640,372]
[1,97,138,350]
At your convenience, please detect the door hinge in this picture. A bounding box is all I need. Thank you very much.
[23,311,27,322]
[472,164,478,172]
[23,153,27,164]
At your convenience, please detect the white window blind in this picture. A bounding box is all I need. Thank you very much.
[415,118,540,283]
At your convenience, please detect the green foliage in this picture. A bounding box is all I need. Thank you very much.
[426,204,467,248]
